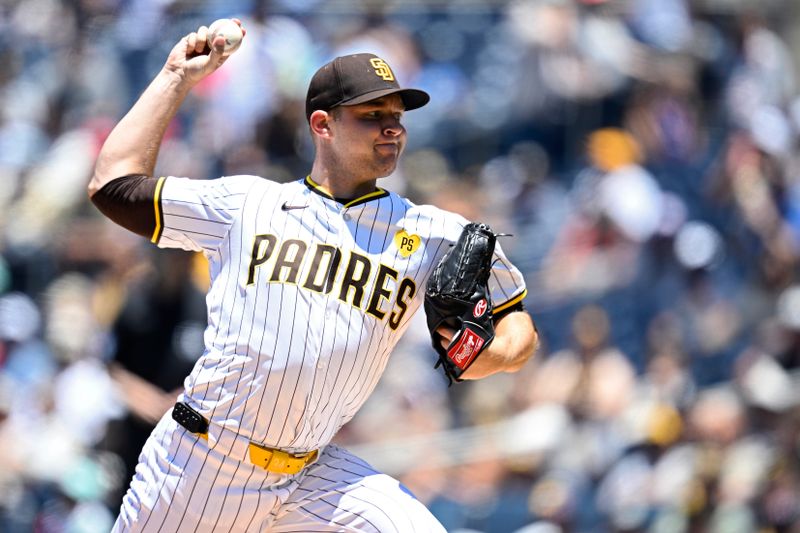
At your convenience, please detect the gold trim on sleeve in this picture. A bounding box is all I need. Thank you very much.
[150,177,166,244]
[493,289,527,315]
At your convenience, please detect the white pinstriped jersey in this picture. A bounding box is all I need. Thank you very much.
[152,174,527,453]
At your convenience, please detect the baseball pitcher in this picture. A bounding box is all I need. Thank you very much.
[89,19,538,532]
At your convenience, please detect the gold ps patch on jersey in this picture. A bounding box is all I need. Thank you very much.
[394,230,421,257]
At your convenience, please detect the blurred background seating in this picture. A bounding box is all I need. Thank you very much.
[1,1,799,531]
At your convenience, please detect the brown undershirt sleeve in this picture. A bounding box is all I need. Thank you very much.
[90,174,159,239]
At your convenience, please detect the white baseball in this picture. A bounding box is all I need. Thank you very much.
[208,19,243,56]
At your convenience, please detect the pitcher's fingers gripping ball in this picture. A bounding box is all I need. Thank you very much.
[208,18,244,56]
[425,222,497,383]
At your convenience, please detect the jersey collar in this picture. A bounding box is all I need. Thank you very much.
[304,175,389,208]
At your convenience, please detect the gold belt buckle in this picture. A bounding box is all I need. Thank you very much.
[248,443,318,475]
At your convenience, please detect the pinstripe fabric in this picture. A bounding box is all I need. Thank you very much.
[114,174,525,532]
[271,445,436,532]
[155,175,525,452]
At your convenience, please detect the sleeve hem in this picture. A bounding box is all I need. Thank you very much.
[150,177,166,244]
[493,289,527,315]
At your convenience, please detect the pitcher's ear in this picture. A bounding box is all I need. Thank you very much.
[310,110,333,137]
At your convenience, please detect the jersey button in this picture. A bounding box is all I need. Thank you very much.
[342,212,351,221]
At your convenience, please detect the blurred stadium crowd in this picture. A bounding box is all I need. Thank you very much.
[1,0,800,532]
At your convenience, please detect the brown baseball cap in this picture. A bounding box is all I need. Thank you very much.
[305,53,430,121]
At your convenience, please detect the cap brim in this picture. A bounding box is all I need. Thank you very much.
[340,87,430,111]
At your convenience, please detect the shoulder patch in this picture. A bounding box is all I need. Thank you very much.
[394,230,421,258]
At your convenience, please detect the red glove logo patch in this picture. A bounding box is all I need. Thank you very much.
[473,299,488,318]
[448,328,485,369]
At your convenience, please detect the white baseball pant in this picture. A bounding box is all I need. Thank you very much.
[112,413,446,532]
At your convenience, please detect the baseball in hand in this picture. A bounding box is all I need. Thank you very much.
[208,19,243,56]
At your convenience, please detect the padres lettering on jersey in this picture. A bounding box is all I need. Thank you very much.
[246,234,415,328]
[152,174,527,453]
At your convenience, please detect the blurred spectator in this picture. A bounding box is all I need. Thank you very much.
[100,249,207,507]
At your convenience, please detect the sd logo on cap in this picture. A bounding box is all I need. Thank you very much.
[305,53,429,121]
